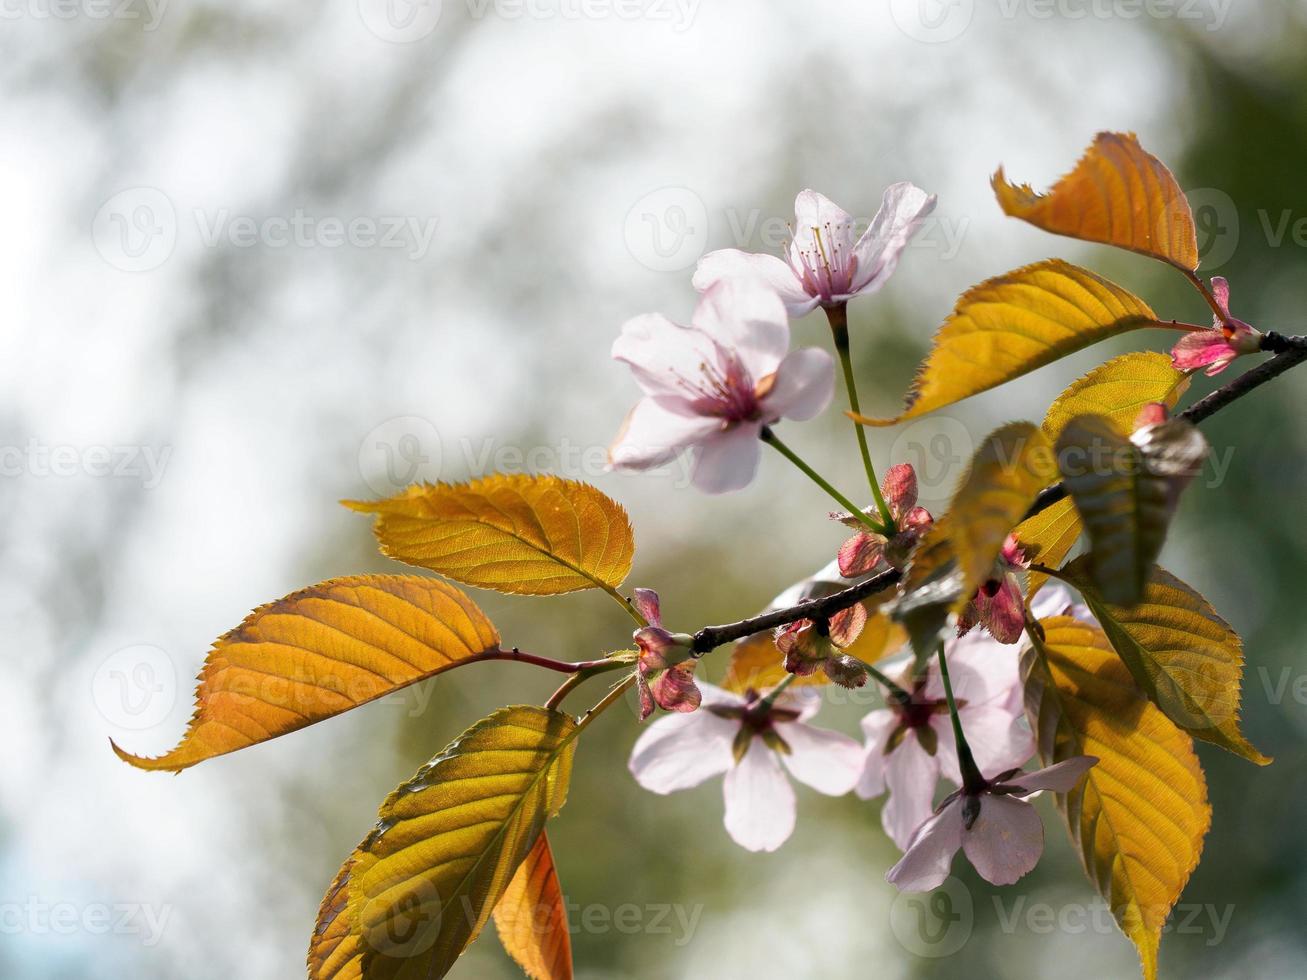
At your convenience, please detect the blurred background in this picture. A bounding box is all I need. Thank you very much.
[4,1,1307,977]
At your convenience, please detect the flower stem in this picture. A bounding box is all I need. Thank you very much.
[847,656,912,702]
[826,304,895,531]
[937,640,986,793]
[602,584,648,627]
[760,427,888,535]
[574,676,636,733]
[757,673,796,712]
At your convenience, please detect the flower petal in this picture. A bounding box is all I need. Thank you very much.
[855,710,897,799]
[722,738,796,852]
[886,798,963,892]
[791,189,858,252]
[1005,755,1098,794]
[632,588,662,627]
[651,661,702,714]
[612,313,728,404]
[1029,583,1074,621]
[692,248,813,317]
[961,794,1044,886]
[692,278,791,380]
[629,709,737,793]
[1211,276,1232,320]
[882,730,940,850]
[850,182,936,296]
[762,347,836,423]
[774,722,864,796]
[609,399,720,471]
[691,421,763,494]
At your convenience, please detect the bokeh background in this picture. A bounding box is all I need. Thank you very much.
[5,1,1307,977]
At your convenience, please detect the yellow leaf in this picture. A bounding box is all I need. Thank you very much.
[113,576,502,773]
[1023,616,1211,980]
[1023,352,1190,599]
[1041,351,1191,443]
[348,706,578,980]
[853,260,1161,427]
[308,854,364,980]
[994,132,1200,272]
[1059,559,1270,765]
[1056,416,1207,605]
[493,831,574,980]
[1016,497,1081,601]
[950,422,1057,601]
[346,475,635,597]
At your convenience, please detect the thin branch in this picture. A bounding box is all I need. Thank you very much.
[696,339,1307,653]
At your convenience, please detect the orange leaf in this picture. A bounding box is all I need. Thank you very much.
[494,832,574,980]
[113,575,500,772]
[308,854,364,980]
[994,132,1199,272]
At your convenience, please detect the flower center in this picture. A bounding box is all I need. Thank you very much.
[790,223,858,302]
[672,354,760,423]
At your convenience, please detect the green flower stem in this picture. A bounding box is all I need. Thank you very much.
[826,304,895,531]
[761,427,888,535]
[937,640,986,794]
[847,657,912,702]
[603,585,648,627]
[758,673,797,712]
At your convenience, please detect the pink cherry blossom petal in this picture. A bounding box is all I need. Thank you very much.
[651,661,702,714]
[629,708,737,794]
[1005,755,1098,794]
[774,722,864,796]
[723,738,797,852]
[1171,329,1238,377]
[882,730,940,850]
[934,706,1034,786]
[850,182,937,296]
[691,421,764,494]
[692,249,814,317]
[855,710,897,799]
[886,798,964,892]
[762,347,836,422]
[960,794,1044,886]
[692,279,791,380]
[792,189,860,250]
[1211,276,1232,317]
[612,313,731,406]
[608,399,722,471]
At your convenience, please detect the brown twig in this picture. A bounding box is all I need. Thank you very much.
[695,339,1307,653]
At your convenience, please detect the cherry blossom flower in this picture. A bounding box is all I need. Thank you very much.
[609,279,836,494]
[774,603,869,688]
[1171,276,1262,377]
[886,756,1098,892]
[832,463,934,576]
[632,589,700,721]
[692,185,937,317]
[956,534,1028,645]
[629,682,863,852]
[856,619,1042,849]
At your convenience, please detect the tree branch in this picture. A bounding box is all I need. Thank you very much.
[694,339,1307,654]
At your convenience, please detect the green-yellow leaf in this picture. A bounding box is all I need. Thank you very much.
[1058,559,1270,765]
[348,706,579,979]
[309,852,364,980]
[852,260,1161,427]
[1023,616,1210,980]
[346,475,635,597]
[112,576,501,773]
[950,422,1058,600]
[1016,497,1081,601]
[1023,352,1190,599]
[1056,415,1207,605]
[994,132,1200,273]
[1041,351,1191,443]
[493,831,574,980]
